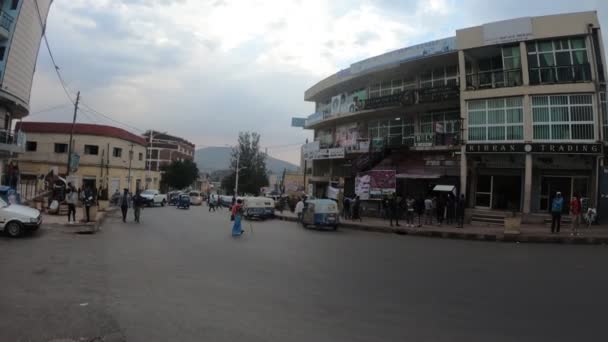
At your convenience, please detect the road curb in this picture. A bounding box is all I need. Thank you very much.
[56,207,118,234]
[274,215,608,245]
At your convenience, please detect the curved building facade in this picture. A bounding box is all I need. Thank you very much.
[300,11,607,223]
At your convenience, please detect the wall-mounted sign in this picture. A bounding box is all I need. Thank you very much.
[350,37,456,74]
[309,148,345,160]
[482,17,533,46]
[302,141,320,160]
[291,117,306,128]
[466,143,603,154]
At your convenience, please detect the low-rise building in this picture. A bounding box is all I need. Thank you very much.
[15,122,162,199]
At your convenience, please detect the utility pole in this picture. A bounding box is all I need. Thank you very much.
[234,151,240,196]
[303,138,308,196]
[128,144,134,192]
[146,130,153,188]
[66,91,80,176]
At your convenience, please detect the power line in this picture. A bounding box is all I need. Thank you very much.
[29,102,72,116]
[80,103,143,132]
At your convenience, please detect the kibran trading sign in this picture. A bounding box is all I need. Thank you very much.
[466,143,603,154]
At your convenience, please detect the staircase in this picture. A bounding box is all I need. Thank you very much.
[470,210,507,226]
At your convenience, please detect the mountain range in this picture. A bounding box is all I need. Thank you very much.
[195,146,299,174]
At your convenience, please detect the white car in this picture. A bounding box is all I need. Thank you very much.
[0,198,42,237]
[140,189,167,207]
[189,191,203,205]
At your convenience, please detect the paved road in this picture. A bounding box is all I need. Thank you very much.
[1,205,607,342]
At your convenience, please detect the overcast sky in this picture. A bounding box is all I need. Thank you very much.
[28,0,608,164]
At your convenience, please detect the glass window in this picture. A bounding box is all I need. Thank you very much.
[84,145,99,155]
[26,141,37,151]
[113,147,123,158]
[467,97,523,142]
[528,37,590,84]
[54,143,68,153]
[532,94,594,140]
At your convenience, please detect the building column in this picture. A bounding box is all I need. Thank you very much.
[519,41,530,86]
[523,153,533,214]
[458,50,466,91]
[523,95,533,142]
[460,145,467,198]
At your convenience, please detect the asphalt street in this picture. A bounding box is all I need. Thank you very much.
[1,204,607,342]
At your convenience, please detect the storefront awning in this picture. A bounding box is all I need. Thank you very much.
[396,173,441,179]
[433,185,456,193]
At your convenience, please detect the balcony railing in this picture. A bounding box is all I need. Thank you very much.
[0,11,14,32]
[384,132,461,148]
[363,86,459,111]
[0,129,25,147]
[529,64,591,85]
[466,69,522,90]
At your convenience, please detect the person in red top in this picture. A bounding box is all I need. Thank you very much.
[570,193,582,236]
[231,199,244,236]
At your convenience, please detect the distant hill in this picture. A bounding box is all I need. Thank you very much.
[195,146,299,174]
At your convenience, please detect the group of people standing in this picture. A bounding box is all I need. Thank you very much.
[381,193,466,228]
[340,196,362,221]
[65,183,96,223]
[550,191,588,235]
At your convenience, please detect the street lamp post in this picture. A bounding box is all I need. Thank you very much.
[234,151,240,196]
[127,144,134,192]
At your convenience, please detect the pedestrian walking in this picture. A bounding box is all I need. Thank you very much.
[436,195,445,226]
[424,195,433,225]
[446,193,455,225]
[295,197,305,223]
[456,194,466,228]
[132,189,144,223]
[352,196,362,222]
[83,186,95,222]
[405,195,415,227]
[119,188,131,223]
[231,199,244,236]
[570,192,582,236]
[343,196,351,220]
[388,194,400,227]
[382,195,389,220]
[415,196,424,227]
[550,192,564,233]
[66,183,78,223]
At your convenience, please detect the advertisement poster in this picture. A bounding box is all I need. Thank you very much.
[355,170,396,200]
[335,122,360,149]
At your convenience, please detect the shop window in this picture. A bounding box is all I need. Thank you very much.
[532,94,594,141]
[139,152,143,161]
[467,97,523,142]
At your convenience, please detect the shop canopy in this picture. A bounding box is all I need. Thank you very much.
[433,185,456,194]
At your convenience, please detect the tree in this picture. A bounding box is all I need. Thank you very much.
[160,159,199,190]
[221,132,269,196]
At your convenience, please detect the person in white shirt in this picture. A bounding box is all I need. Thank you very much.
[295,198,305,223]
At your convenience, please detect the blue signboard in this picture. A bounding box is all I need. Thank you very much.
[291,117,306,128]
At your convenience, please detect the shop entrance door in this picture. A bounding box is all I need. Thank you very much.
[475,175,521,210]
[540,176,589,212]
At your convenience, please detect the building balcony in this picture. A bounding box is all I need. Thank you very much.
[529,64,591,85]
[0,10,14,40]
[466,69,523,90]
[380,132,461,150]
[0,129,25,156]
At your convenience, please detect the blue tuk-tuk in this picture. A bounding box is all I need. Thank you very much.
[301,199,339,230]
[177,194,190,209]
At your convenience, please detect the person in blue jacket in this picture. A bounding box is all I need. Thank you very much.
[551,192,564,233]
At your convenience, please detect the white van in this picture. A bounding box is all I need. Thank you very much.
[0,198,42,237]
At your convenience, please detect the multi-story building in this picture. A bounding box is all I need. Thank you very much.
[300,11,607,223]
[15,122,162,198]
[142,131,195,186]
[0,0,52,183]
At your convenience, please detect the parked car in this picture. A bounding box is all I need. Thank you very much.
[140,189,167,207]
[189,191,203,205]
[0,197,42,237]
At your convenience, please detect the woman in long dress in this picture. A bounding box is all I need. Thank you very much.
[231,199,244,236]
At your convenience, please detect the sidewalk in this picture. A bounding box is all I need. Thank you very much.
[275,211,608,244]
[41,207,118,234]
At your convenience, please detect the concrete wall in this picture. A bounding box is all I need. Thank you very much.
[2,0,52,111]
[19,132,147,170]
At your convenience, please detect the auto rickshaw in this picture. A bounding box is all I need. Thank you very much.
[177,194,191,209]
[300,199,339,230]
[242,197,275,220]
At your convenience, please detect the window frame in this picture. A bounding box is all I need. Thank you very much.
[527,37,589,84]
[112,147,123,158]
[467,97,524,142]
[54,143,68,154]
[531,94,595,142]
[25,141,37,152]
[84,144,99,155]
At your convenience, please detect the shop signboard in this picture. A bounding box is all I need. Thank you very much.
[466,143,603,154]
[355,170,396,200]
[309,148,345,160]
[291,117,306,127]
[302,141,320,160]
[483,17,533,46]
[350,37,456,74]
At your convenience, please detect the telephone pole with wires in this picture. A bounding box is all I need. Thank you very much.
[66,91,80,176]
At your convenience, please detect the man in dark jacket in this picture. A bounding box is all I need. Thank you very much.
[388,194,401,227]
